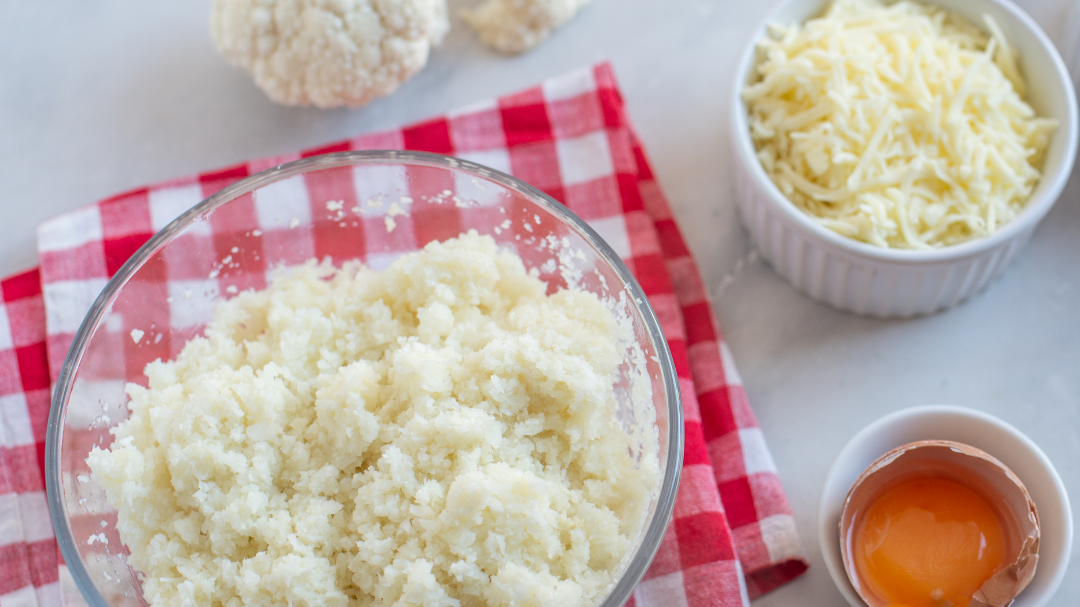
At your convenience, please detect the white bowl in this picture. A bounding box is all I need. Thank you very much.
[731,0,1079,317]
[819,405,1072,607]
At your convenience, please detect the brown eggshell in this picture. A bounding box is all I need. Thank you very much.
[838,440,1040,607]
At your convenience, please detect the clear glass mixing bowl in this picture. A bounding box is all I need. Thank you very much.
[46,150,683,607]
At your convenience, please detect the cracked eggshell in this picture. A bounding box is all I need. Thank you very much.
[839,440,1040,607]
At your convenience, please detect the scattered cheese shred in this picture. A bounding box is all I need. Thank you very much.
[743,0,1057,249]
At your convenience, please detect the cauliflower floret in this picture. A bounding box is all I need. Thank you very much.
[211,0,449,108]
[462,0,592,54]
[457,0,591,53]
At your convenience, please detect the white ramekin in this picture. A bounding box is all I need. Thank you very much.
[731,0,1079,318]
[819,405,1072,607]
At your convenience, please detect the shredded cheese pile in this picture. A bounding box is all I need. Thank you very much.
[743,0,1057,249]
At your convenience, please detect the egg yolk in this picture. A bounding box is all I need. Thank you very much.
[853,478,1007,607]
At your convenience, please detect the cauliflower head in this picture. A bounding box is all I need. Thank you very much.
[211,0,449,108]
[462,0,592,54]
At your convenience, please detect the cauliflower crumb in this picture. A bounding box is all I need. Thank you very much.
[210,0,450,108]
[462,0,593,54]
[88,232,658,607]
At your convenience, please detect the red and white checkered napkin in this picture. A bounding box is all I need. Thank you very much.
[18,62,807,607]
[0,270,60,607]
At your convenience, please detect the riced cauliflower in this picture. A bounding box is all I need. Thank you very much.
[462,0,593,54]
[210,0,449,108]
[87,233,659,607]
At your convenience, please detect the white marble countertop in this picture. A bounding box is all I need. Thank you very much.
[3,0,1079,604]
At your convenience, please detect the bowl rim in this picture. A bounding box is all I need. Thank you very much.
[730,0,1080,264]
[45,149,685,607]
[817,404,1073,607]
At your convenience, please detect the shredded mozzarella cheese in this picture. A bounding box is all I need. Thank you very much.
[743,0,1056,249]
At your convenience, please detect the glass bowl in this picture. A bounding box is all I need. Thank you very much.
[45,150,684,607]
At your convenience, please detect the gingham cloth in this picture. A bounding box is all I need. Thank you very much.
[3,62,807,607]
[0,270,60,607]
